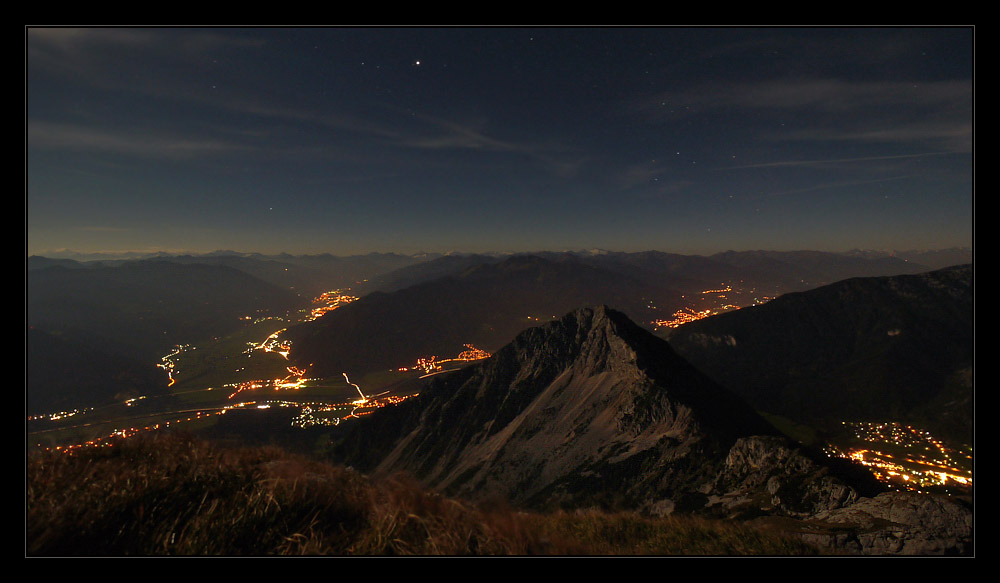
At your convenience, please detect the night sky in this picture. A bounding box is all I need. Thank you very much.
[27,27,973,257]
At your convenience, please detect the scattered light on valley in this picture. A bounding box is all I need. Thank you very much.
[825,421,972,494]
[651,284,771,329]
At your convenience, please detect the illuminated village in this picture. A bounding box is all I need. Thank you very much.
[824,421,972,494]
[397,344,492,375]
[30,287,493,452]
[305,289,359,321]
[651,284,771,329]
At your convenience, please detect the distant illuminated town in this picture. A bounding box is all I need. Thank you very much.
[156,343,191,387]
[306,289,359,321]
[34,408,227,452]
[32,313,491,451]
[397,344,492,374]
[28,408,93,422]
[250,328,292,359]
[651,284,772,329]
[825,421,972,494]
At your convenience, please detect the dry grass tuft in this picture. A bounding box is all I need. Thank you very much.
[27,434,817,556]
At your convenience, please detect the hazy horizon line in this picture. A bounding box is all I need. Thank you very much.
[28,244,973,262]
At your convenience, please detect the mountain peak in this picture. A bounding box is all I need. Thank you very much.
[500,305,776,438]
[333,305,784,511]
[498,304,632,371]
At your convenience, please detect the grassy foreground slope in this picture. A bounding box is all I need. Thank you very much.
[27,435,818,556]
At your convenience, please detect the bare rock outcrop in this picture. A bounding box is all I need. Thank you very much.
[797,492,973,555]
[708,436,870,518]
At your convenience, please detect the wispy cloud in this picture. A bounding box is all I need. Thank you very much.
[29,28,583,177]
[399,114,523,152]
[755,175,915,199]
[28,120,253,159]
[30,27,158,49]
[78,226,131,232]
[28,27,264,73]
[641,77,971,152]
[648,78,970,115]
[218,101,586,176]
[726,151,960,170]
[384,111,586,177]
[617,162,669,190]
[775,121,972,153]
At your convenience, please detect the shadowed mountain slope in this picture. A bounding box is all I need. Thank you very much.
[29,252,426,298]
[358,249,927,298]
[27,328,167,414]
[707,250,929,291]
[289,255,684,378]
[664,265,973,441]
[28,261,307,362]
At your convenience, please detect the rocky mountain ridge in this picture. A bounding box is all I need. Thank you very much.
[334,307,863,513]
[329,305,972,554]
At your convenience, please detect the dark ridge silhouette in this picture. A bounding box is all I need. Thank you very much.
[288,255,685,378]
[665,264,973,442]
[27,260,307,362]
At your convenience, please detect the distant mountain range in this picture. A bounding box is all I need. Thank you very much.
[28,252,423,297]
[29,247,969,295]
[287,254,685,378]
[360,249,940,297]
[841,248,973,270]
[26,248,971,423]
[287,250,943,378]
[664,264,973,442]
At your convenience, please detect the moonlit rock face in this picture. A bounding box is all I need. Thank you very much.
[335,305,835,513]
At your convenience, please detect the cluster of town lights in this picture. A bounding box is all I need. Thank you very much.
[36,409,227,452]
[397,344,492,374]
[305,289,359,321]
[157,343,192,387]
[36,288,502,453]
[28,408,93,422]
[650,284,762,329]
[826,421,972,492]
